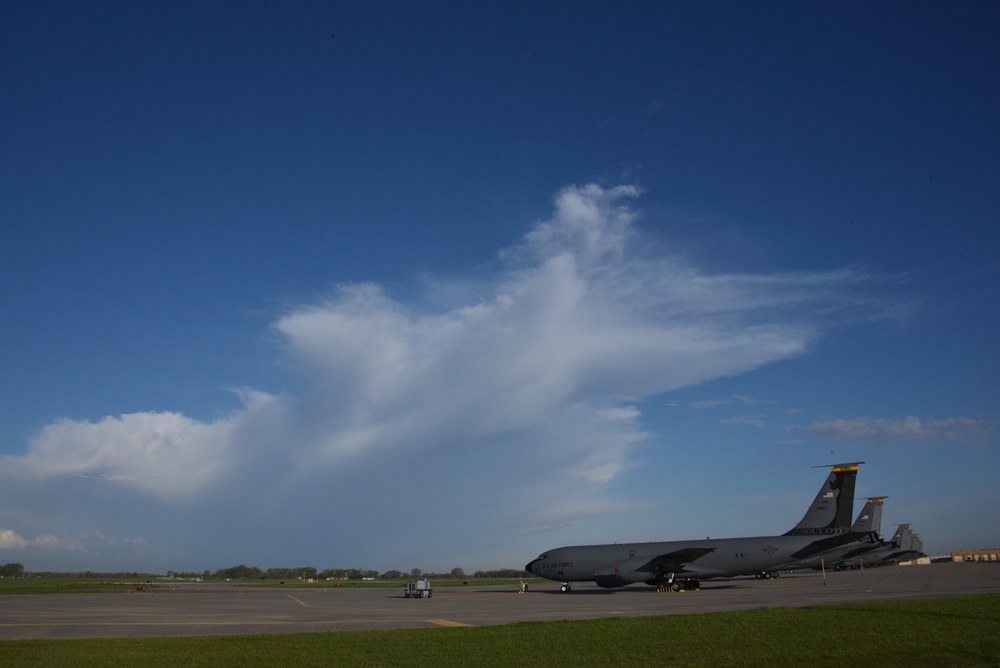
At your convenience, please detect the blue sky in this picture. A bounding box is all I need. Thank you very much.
[1,1,997,574]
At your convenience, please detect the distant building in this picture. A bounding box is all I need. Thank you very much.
[952,549,1000,562]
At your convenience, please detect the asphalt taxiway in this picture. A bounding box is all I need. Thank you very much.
[2,562,998,640]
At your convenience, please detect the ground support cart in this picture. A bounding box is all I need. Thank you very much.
[404,579,433,598]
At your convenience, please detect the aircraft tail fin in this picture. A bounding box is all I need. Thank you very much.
[886,524,909,548]
[784,462,861,536]
[850,496,886,535]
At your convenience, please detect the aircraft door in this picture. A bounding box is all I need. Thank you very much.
[732,550,747,574]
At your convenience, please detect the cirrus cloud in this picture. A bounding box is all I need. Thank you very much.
[806,416,988,443]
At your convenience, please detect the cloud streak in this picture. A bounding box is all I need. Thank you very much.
[0,529,78,552]
[0,184,894,570]
[722,415,768,428]
[806,416,988,443]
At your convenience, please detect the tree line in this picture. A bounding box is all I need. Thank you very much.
[204,565,528,581]
[1,563,25,577]
[1,562,527,581]
[0,563,528,580]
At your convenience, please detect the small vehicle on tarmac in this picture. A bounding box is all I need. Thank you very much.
[404,579,432,598]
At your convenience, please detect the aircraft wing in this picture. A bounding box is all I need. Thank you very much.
[649,547,717,575]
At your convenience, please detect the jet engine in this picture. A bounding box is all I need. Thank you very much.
[593,557,656,588]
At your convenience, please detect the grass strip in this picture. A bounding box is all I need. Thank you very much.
[2,594,998,667]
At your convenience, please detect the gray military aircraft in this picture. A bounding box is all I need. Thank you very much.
[525,462,862,592]
[772,496,887,573]
[845,524,924,568]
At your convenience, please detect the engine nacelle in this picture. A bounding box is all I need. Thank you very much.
[594,557,656,588]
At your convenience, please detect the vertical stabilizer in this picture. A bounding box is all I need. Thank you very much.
[784,462,861,535]
[850,497,886,535]
[887,524,909,548]
[903,529,915,552]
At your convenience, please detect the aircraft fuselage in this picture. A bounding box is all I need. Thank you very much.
[527,532,848,586]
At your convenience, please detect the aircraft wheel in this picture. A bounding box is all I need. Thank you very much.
[671,582,682,592]
[560,583,572,592]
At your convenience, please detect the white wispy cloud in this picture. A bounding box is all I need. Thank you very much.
[722,415,768,428]
[0,529,79,551]
[806,416,988,443]
[0,183,894,568]
[690,395,772,410]
[733,394,774,405]
[689,400,728,409]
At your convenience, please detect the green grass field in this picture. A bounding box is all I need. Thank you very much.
[2,594,998,667]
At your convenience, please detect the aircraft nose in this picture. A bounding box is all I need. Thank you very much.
[525,558,540,574]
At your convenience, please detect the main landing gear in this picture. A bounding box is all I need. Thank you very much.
[754,571,780,580]
[656,579,700,592]
[560,583,572,592]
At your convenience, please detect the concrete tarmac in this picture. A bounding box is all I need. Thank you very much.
[2,563,999,640]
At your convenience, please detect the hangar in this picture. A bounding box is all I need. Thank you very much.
[952,549,999,562]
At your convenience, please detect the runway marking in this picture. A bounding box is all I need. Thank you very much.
[426,619,474,627]
[286,594,317,608]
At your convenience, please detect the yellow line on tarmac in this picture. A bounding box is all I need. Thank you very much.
[426,619,474,628]
[286,594,317,608]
